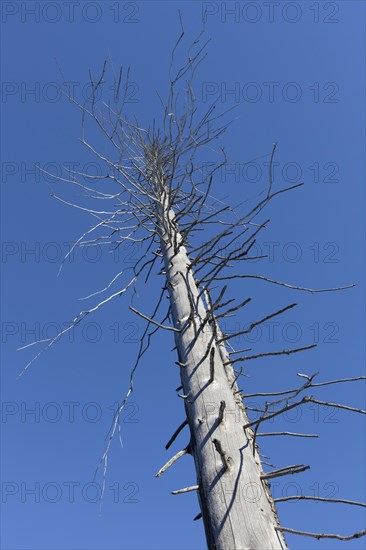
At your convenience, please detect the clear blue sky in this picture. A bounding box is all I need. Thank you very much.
[1,1,365,549]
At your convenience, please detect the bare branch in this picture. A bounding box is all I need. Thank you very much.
[155,448,189,478]
[257,432,319,438]
[242,375,366,399]
[308,397,366,415]
[275,526,366,541]
[261,464,310,480]
[17,275,137,378]
[165,419,189,450]
[275,495,366,507]
[129,305,180,332]
[231,344,317,366]
[219,303,297,343]
[172,485,199,495]
[209,274,355,293]
[243,396,311,430]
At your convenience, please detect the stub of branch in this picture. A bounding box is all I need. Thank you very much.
[165,419,188,450]
[257,432,319,438]
[217,400,226,426]
[155,447,189,478]
[275,526,366,541]
[212,438,230,471]
[274,495,366,507]
[261,464,310,480]
[193,512,203,521]
[171,485,199,495]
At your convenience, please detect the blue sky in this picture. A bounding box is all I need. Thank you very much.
[1,1,365,549]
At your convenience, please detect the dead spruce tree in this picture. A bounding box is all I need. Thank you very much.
[20,26,365,550]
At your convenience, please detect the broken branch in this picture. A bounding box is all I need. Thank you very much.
[172,485,199,495]
[261,464,310,480]
[155,448,189,478]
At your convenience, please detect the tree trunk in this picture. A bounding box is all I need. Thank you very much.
[158,192,287,550]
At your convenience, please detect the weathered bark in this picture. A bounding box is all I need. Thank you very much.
[158,194,287,550]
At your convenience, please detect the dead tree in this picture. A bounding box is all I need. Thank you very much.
[20,22,365,550]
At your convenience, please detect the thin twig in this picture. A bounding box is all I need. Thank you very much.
[275,526,366,541]
[243,396,311,430]
[232,344,317,366]
[218,303,297,343]
[308,397,366,415]
[275,495,366,507]
[242,375,366,398]
[257,432,319,438]
[209,274,355,293]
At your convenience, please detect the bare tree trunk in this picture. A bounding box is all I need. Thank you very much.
[158,191,287,550]
[22,39,365,548]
